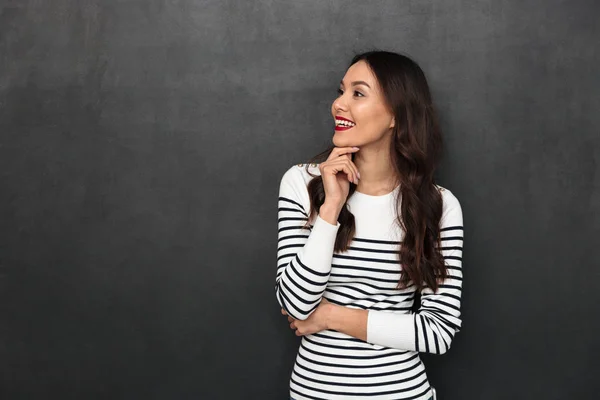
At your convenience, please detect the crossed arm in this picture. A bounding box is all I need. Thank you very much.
[281,298,367,340]
[275,166,464,354]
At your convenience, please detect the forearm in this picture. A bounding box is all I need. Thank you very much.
[326,304,445,354]
[276,199,342,320]
[326,303,368,341]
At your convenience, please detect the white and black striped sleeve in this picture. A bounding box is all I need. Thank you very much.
[275,165,341,321]
[366,190,464,354]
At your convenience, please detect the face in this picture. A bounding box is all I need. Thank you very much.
[331,60,395,148]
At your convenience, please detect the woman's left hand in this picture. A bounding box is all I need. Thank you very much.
[281,298,333,336]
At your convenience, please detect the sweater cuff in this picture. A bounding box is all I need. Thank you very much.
[315,213,341,229]
[367,310,416,350]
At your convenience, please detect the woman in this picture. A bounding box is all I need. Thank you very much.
[275,50,463,400]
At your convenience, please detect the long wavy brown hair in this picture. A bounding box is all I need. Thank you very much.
[302,50,447,293]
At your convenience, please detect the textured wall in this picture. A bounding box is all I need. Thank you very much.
[1,1,598,398]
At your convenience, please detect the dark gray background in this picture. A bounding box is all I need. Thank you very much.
[1,0,599,399]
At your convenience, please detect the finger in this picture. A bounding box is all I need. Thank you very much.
[322,159,354,181]
[287,316,294,323]
[342,158,361,184]
[326,146,360,161]
[332,146,360,161]
[324,158,359,184]
[281,308,287,315]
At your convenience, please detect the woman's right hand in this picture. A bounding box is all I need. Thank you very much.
[318,146,361,208]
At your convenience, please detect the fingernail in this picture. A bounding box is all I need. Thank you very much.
[357,172,361,179]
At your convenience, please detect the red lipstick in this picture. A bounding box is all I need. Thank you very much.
[334,116,355,131]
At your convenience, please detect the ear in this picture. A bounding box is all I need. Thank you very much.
[389,117,395,129]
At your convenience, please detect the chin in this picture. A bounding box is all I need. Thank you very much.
[332,135,350,148]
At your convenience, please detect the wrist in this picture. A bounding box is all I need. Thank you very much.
[322,200,343,212]
[322,302,369,342]
[319,202,342,225]
[324,302,339,330]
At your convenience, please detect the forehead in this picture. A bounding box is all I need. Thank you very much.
[341,60,377,86]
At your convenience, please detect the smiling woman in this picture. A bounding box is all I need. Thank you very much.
[332,62,397,153]
[275,51,463,400]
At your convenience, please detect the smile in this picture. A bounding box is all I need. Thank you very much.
[335,116,355,130]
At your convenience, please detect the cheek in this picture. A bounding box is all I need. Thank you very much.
[355,104,391,129]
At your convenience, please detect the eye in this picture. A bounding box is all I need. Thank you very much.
[354,90,364,97]
[337,88,343,95]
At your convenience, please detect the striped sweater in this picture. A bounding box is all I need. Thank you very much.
[275,163,464,400]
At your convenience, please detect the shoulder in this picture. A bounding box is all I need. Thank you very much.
[435,184,461,209]
[435,184,463,226]
[278,163,321,208]
[280,163,321,187]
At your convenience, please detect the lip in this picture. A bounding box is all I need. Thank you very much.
[334,116,355,131]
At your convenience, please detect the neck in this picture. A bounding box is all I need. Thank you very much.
[353,140,398,195]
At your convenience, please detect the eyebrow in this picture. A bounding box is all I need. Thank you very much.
[340,80,371,89]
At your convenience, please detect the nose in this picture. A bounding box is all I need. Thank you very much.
[332,96,347,113]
